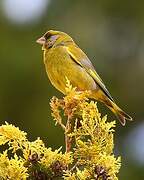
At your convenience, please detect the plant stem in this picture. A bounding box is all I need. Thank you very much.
[65,117,72,153]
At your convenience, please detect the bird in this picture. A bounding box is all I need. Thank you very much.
[36,30,132,126]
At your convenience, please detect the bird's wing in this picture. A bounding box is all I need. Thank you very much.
[65,45,114,102]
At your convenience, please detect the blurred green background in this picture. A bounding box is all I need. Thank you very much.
[0,0,144,179]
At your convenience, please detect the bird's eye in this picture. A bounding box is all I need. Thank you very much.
[44,32,52,40]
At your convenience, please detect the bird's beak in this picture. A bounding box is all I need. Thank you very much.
[36,36,46,45]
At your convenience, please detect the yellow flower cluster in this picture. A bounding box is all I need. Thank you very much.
[50,79,121,180]
[0,80,121,179]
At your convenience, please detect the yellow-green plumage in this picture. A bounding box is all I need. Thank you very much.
[37,30,132,125]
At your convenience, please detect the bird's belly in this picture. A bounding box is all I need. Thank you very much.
[44,50,97,94]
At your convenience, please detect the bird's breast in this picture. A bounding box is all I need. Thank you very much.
[44,47,71,94]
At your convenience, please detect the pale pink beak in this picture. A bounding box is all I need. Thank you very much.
[36,36,46,45]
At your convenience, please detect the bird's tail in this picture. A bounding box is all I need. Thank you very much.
[104,99,132,126]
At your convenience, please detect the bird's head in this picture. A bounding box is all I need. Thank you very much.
[36,30,73,50]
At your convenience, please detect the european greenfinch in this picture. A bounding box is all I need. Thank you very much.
[36,30,132,126]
